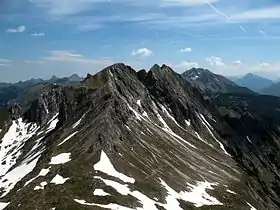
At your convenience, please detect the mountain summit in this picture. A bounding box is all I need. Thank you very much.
[0,64,279,209]
[181,68,254,95]
[232,73,274,92]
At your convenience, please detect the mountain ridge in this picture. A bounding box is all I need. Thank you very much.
[0,63,279,209]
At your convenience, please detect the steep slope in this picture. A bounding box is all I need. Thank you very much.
[0,63,278,209]
[233,73,274,93]
[211,93,280,209]
[181,68,254,95]
[261,82,280,97]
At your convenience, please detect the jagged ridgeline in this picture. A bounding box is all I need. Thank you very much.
[0,63,280,209]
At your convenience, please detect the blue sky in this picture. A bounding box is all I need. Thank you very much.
[1,0,280,82]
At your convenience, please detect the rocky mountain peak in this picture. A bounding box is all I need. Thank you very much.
[0,63,280,209]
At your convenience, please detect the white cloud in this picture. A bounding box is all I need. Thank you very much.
[175,61,199,69]
[42,50,113,65]
[132,48,153,58]
[206,56,226,67]
[0,64,10,67]
[162,0,219,6]
[31,32,45,36]
[259,62,271,68]
[29,0,105,16]
[230,6,280,21]
[24,60,45,64]
[259,30,266,36]
[180,47,192,53]
[0,59,11,63]
[0,59,11,67]
[50,50,83,58]
[234,60,242,65]
[6,26,26,33]
[77,24,103,31]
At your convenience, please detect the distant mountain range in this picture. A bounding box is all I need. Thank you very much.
[228,73,280,96]
[229,73,274,92]
[0,74,83,107]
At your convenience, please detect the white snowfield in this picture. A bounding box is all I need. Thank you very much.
[0,116,60,204]
[49,153,71,165]
[74,199,134,210]
[73,150,224,210]
[94,151,135,183]
[0,118,48,198]
[0,118,39,176]
[0,202,9,210]
[50,174,69,185]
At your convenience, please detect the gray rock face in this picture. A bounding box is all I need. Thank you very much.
[0,63,280,209]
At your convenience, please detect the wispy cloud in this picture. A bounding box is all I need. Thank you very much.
[42,50,113,65]
[6,26,26,33]
[31,32,45,37]
[0,59,11,67]
[206,56,226,67]
[24,60,45,64]
[230,6,280,21]
[0,59,11,63]
[162,0,219,7]
[77,24,103,31]
[29,0,107,17]
[234,60,242,65]
[180,47,192,52]
[205,1,247,32]
[175,61,199,69]
[132,48,153,58]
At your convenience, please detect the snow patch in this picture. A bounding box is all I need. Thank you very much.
[246,136,252,143]
[24,167,51,186]
[94,176,158,209]
[136,99,141,106]
[74,199,134,210]
[50,174,69,185]
[198,113,230,156]
[58,131,78,146]
[0,155,41,197]
[72,114,85,129]
[49,153,71,165]
[247,202,257,210]
[93,189,110,196]
[94,151,135,183]
[185,119,191,126]
[0,118,39,176]
[161,179,223,208]
[0,202,9,209]
[34,181,47,190]
[155,111,196,149]
[226,189,236,194]
[46,113,59,132]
